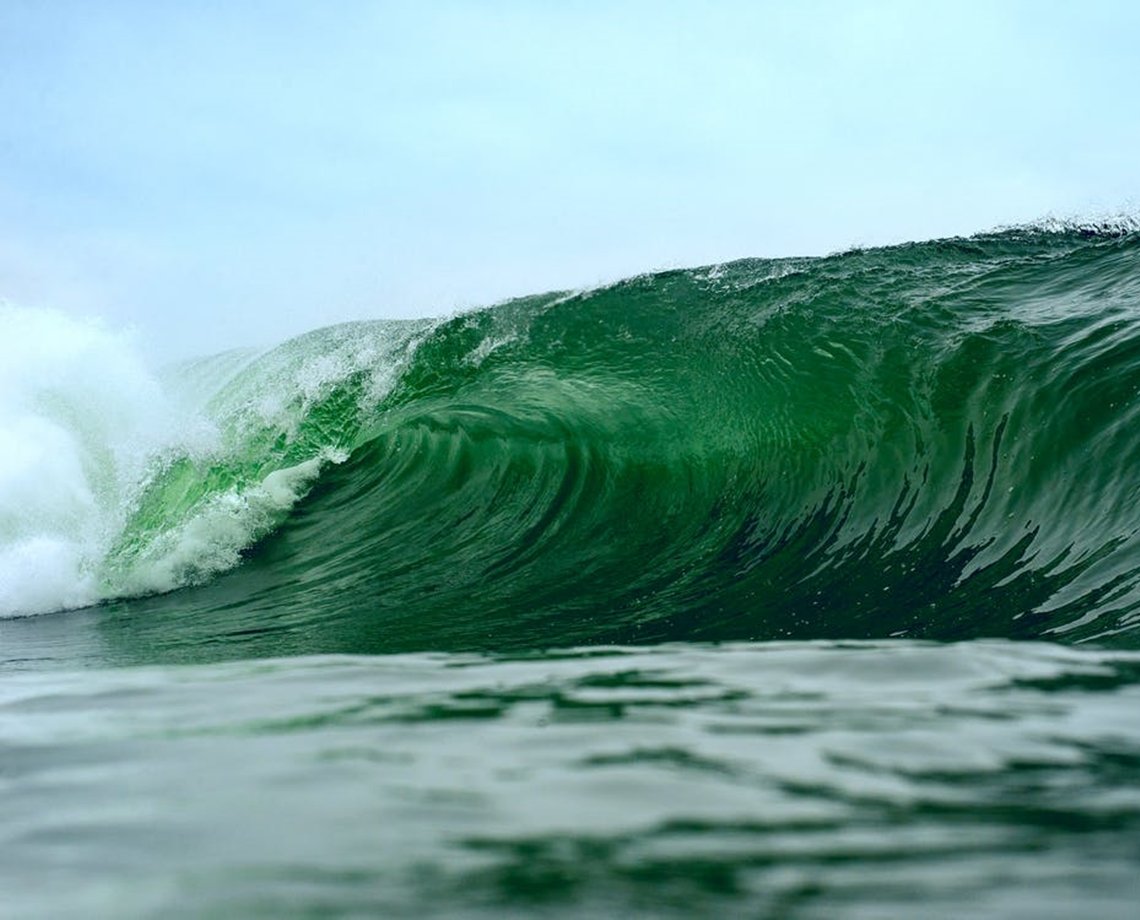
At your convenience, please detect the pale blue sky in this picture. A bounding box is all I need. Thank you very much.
[1,1,1138,358]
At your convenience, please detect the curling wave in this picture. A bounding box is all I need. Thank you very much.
[5,223,1140,657]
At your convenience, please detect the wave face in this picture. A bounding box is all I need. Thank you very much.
[5,225,1140,658]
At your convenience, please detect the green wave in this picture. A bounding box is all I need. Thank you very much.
[98,224,1140,660]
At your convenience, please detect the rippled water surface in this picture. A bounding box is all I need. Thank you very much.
[3,641,1140,918]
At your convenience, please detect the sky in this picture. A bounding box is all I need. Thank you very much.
[1,0,1138,359]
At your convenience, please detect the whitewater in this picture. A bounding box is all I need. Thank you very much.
[3,224,1140,918]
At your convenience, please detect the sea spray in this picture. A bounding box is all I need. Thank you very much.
[0,308,426,616]
[0,305,183,614]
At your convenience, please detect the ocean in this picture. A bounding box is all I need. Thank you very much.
[3,224,1140,917]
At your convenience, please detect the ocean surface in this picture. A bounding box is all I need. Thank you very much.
[3,224,1140,917]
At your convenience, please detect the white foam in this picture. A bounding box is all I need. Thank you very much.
[0,305,185,616]
[114,453,337,597]
[0,306,402,618]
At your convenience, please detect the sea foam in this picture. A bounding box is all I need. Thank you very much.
[0,305,389,617]
[0,305,183,615]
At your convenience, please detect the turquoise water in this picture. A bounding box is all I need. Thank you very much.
[3,224,1140,916]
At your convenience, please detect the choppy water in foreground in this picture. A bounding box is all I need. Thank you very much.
[2,641,1139,918]
[4,224,1140,916]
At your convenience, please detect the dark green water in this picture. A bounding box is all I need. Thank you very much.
[3,225,1140,917]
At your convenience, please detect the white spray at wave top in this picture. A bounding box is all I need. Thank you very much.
[0,307,421,618]
[0,305,190,616]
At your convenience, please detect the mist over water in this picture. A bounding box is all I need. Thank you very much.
[0,306,185,615]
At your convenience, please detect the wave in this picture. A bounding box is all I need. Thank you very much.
[4,223,1140,654]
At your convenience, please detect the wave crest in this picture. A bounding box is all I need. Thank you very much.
[6,227,1140,655]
